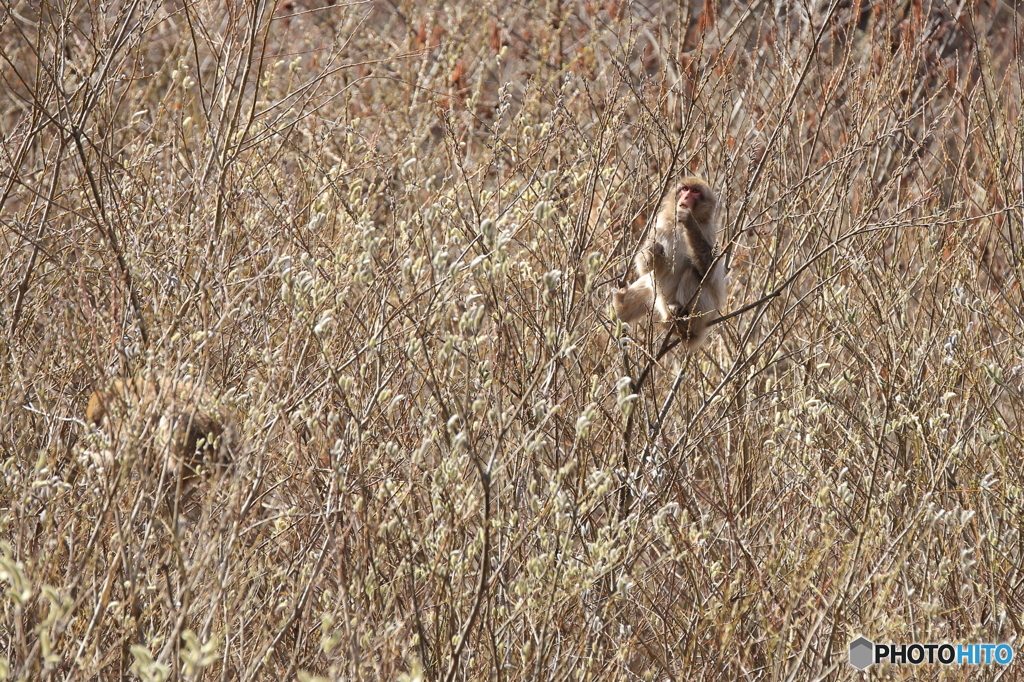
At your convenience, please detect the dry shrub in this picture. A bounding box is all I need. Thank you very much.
[1,0,1022,679]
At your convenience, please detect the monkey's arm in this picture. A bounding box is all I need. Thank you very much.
[612,274,657,324]
[683,226,715,276]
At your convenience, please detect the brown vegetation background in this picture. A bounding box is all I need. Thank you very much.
[2,0,1023,679]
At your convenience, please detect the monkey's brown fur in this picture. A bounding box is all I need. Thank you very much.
[613,176,727,351]
[86,376,234,505]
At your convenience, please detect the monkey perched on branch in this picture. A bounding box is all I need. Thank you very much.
[613,176,727,352]
[85,375,235,511]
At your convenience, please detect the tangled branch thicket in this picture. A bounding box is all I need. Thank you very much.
[2,0,1023,678]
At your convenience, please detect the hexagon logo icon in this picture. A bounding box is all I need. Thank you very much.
[849,637,874,670]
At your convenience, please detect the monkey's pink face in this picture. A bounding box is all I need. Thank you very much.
[677,184,704,210]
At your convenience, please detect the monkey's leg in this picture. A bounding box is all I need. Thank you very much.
[673,314,710,351]
[613,275,657,324]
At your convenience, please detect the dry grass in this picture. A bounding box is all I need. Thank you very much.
[2,0,1023,679]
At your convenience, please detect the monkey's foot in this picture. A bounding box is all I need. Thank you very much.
[672,314,707,340]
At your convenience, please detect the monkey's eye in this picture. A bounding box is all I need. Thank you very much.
[679,185,690,192]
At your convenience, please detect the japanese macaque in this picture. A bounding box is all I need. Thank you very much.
[85,375,234,511]
[613,176,727,351]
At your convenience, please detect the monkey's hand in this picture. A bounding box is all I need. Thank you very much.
[637,241,666,274]
[649,241,666,261]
